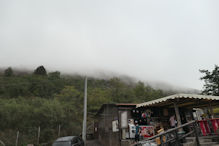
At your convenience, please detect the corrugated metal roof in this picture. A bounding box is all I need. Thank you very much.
[136,94,219,108]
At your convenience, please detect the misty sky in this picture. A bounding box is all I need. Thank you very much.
[1,0,219,90]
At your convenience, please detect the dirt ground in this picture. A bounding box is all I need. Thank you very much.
[86,140,102,146]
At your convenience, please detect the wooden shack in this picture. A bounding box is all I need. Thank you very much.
[95,103,136,146]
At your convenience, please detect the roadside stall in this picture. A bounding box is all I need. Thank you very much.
[135,94,219,144]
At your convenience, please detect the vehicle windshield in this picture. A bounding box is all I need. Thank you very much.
[52,141,71,146]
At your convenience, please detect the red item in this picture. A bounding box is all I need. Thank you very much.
[142,113,146,118]
[198,118,219,136]
[199,120,207,136]
[210,119,219,133]
[204,120,211,134]
[139,126,154,137]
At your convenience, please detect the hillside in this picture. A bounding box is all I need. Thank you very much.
[0,66,198,145]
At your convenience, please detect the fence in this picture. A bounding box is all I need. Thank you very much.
[0,124,78,146]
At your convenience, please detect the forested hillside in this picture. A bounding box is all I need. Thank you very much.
[0,66,171,145]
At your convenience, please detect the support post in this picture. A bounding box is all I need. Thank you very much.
[174,102,183,132]
[193,121,200,146]
[208,102,215,134]
[209,101,214,118]
[15,131,19,146]
[174,102,182,127]
[37,126,40,146]
[174,129,180,146]
[58,124,61,137]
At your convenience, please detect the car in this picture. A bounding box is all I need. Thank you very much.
[52,136,84,146]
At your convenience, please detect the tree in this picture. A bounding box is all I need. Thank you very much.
[4,67,13,77]
[34,66,47,76]
[200,65,219,95]
[48,71,60,79]
[55,86,83,135]
[29,76,54,98]
[87,88,111,113]
[134,81,145,98]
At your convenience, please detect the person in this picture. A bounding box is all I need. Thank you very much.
[135,124,140,142]
[155,125,166,145]
[169,115,177,128]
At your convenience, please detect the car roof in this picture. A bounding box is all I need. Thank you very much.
[55,136,77,142]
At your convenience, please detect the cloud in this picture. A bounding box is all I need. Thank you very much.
[1,0,219,89]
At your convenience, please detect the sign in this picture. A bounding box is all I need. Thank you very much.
[121,111,128,128]
[112,120,119,132]
[140,126,154,137]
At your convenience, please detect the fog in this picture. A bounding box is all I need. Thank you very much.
[1,0,219,90]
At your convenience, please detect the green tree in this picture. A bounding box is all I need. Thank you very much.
[48,71,61,79]
[88,88,111,113]
[200,65,219,95]
[134,81,145,99]
[34,66,47,76]
[4,67,13,77]
[55,86,83,135]
[29,75,54,98]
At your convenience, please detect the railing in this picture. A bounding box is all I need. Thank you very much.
[136,120,200,146]
[0,140,5,146]
[198,118,219,136]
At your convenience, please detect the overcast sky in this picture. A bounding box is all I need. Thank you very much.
[0,0,219,90]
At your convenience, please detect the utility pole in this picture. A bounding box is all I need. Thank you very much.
[82,77,87,145]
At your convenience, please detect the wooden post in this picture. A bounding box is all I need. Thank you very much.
[37,126,40,146]
[174,102,182,127]
[174,130,180,146]
[207,103,215,134]
[174,102,185,134]
[58,124,61,137]
[209,101,214,118]
[193,121,200,146]
[15,131,19,146]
